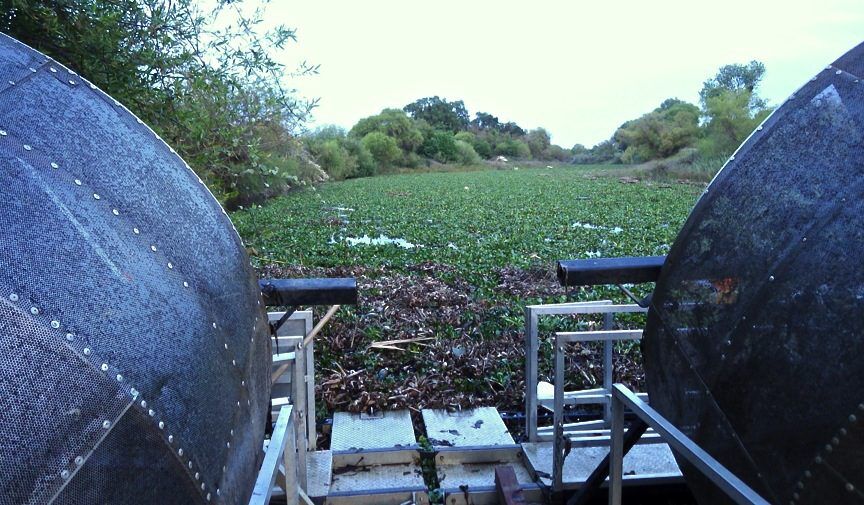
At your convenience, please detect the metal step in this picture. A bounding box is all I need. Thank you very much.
[303,448,429,504]
[328,448,428,505]
[521,441,683,490]
[423,408,540,503]
[435,446,541,504]
[330,410,417,451]
[421,407,514,448]
[305,450,333,499]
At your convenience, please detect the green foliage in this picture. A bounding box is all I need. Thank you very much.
[306,127,379,180]
[526,128,552,158]
[403,96,469,132]
[335,103,564,169]
[233,167,698,294]
[472,137,493,159]
[454,131,475,144]
[700,60,767,111]
[543,144,571,162]
[2,0,318,204]
[614,98,701,163]
[421,131,458,163]
[454,140,481,165]
[344,137,377,177]
[696,60,771,158]
[470,112,500,131]
[495,137,531,159]
[350,108,424,153]
[311,140,354,180]
[456,131,492,159]
[362,131,402,169]
[699,89,771,156]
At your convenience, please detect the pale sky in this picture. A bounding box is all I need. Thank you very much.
[257,0,864,148]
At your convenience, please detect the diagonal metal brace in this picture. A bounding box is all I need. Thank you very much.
[566,419,649,505]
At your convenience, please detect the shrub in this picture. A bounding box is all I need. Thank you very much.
[404,152,424,169]
[454,140,481,165]
[421,130,458,163]
[542,144,571,162]
[343,138,377,177]
[2,1,317,204]
[472,137,493,159]
[362,132,402,169]
[314,140,355,180]
[350,109,424,153]
[495,137,531,159]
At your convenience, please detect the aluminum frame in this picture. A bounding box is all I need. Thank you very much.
[607,384,769,505]
[269,311,315,451]
[249,405,298,505]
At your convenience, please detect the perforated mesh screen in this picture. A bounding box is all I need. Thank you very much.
[644,42,864,504]
[0,34,270,504]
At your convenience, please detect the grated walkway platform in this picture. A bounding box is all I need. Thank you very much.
[330,410,416,451]
[521,441,683,489]
[302,407,682,504]
[422,407,514,448]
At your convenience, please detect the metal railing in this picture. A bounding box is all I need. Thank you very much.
[607,384,769,505]
[250,405,298,505]
[247,311,321,505]
[524,301,648,444]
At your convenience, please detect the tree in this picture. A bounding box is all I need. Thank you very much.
[403,96,469,132]
[350,108,424,152]
[700,60,767,112]
[362,132,401,168]
[700,89,771,156]
[588,140,620,163]
[454,141,481,165]
[0,0,318,202]
[499,121,526,136]
[613,98,700,163]
[421,131,458,163]
[698,61,773,157]
[470,112,500,131]
[495,137,531,159]
[526,128,552,158]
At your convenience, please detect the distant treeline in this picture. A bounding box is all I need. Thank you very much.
[3,0,773,204]
[573,61,772,173]
[310,60,773,182]
[304,98,572,180]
